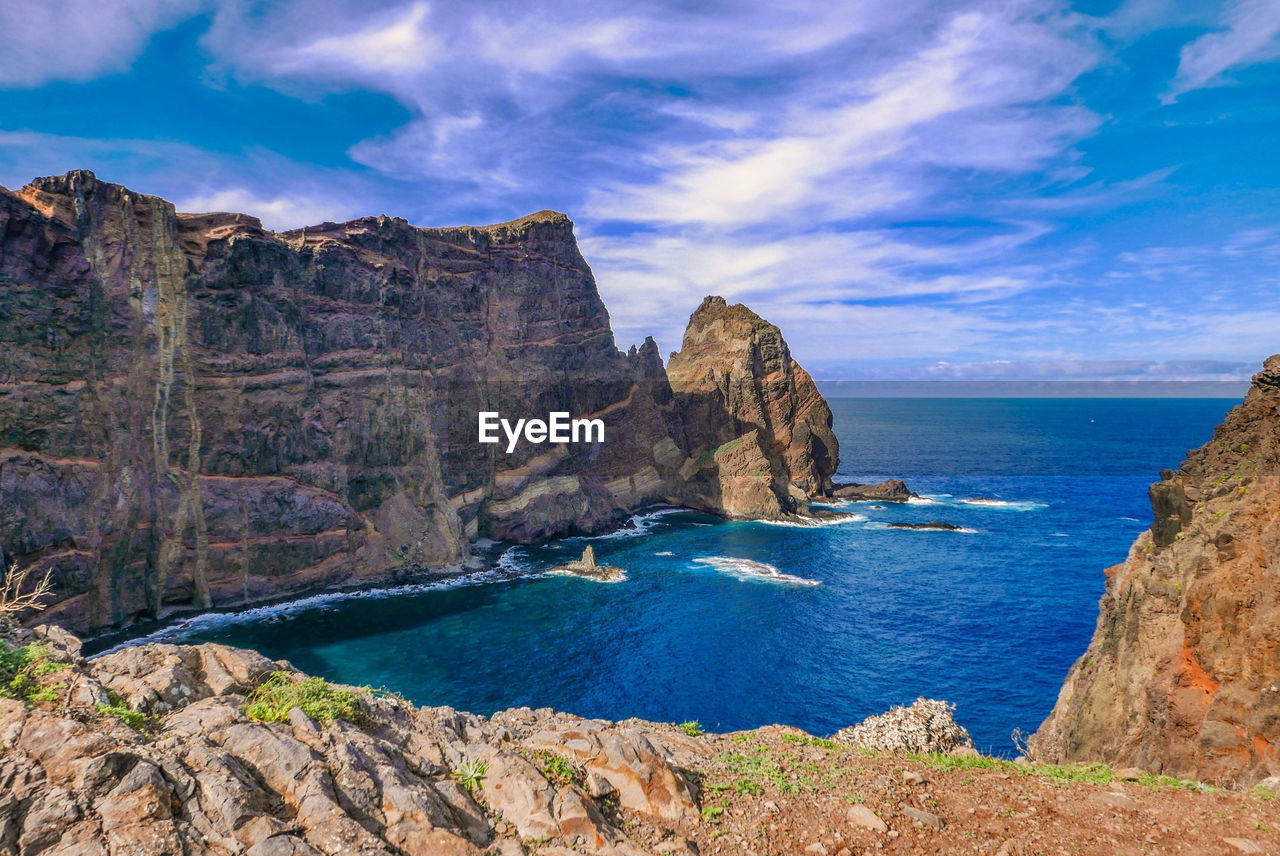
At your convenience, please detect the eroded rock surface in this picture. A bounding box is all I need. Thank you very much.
[0,630,700,856]
[0,172,841,634]
[667,297,839,520]
[1032,355,1280,786]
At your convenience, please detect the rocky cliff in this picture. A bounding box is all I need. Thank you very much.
[666,297,838,519]
[0,172,837,635]
[1032,355,1280,786]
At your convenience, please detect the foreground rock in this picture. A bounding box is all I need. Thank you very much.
[833,697,974,754]
[1032,355,1280,786]
[0,172,842,635]
[4,631,1277,856]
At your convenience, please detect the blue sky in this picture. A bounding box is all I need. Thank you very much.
[1,0,1278,381]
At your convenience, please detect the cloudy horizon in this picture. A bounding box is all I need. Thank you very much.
[2,0,1278,381]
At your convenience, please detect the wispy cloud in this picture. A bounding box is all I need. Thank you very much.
[0,0,204,88]
[1163,0,1280,102]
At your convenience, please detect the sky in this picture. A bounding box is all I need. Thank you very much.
[1,0,1278,382]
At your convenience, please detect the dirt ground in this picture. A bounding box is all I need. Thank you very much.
[623,725,1280,856]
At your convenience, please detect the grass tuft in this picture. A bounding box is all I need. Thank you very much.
[245,671,369,726]
[679,720,705,737]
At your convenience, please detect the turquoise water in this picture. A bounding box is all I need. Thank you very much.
[172,398,1236,755]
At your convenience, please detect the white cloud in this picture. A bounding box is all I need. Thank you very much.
[0,0,204,88]
[175,188,355,231]
[274,2,442,76]
[1163,0,1280,102]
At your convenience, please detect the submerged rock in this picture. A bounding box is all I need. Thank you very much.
[887,520,963,531]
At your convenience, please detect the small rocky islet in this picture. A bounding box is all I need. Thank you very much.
[1,173,1279,854]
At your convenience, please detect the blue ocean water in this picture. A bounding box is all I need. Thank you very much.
[174,398,1236,755]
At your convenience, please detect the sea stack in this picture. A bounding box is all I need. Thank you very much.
[1032,355,1280,785]
[667,296,839,520]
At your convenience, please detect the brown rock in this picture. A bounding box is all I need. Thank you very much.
[847,804,888,833]
[667,296,839,518]
[1032,355,1280,786]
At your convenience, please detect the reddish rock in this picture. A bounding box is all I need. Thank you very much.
[1032,355,1280,786]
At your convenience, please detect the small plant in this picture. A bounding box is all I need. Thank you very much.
[781,734,838,750]
[0,641,67,705]
[97,694,149,731]
[701,805,725,824]
[735,778,763,795]
[679,720,704,737]
[451,758,488,792]
[245,672,369,725]
[530,750,576,785]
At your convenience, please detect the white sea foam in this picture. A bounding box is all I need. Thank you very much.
[906,496,937,504]
[752,513,867,528]
[958,498,1047,510]
[654,551,675,557]
[94,557,529,656]
[545,567,627,584]
[691,556,820,586]
[570,507,688,542]
[1118,516,1141,522]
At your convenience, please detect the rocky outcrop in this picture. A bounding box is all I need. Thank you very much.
[0,627,700,856]
[1032,355,1280,786]
[833,479,914,502]
[667,297,839,520]
[0,173,843,635]
[547,545,625,583]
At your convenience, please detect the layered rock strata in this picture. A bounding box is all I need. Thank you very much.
[1032,356,1280,786]
[0,172,839,634]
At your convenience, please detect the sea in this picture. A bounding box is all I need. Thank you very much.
[153,398,1237,756]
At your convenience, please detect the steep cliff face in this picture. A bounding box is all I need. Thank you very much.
[667,296,839,519]
[0,171,687,633]
[0,172,839,634]
[1032,356,1280,786]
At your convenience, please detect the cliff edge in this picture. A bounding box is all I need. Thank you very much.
[1032,355,1280,786]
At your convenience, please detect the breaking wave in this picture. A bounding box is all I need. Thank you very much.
[691,556,820,586]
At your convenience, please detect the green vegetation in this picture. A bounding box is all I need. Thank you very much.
[904,752,1218,792]
[679,720,704,737]
[96,692,149,731]
[0,641,67,705]
[451,758,488,792]
[528,749,576,785]
[781,733,839,750]
[701,805,725,823]
[245,671,369,726]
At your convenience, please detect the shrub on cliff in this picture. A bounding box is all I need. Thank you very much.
[833,697,974,754]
